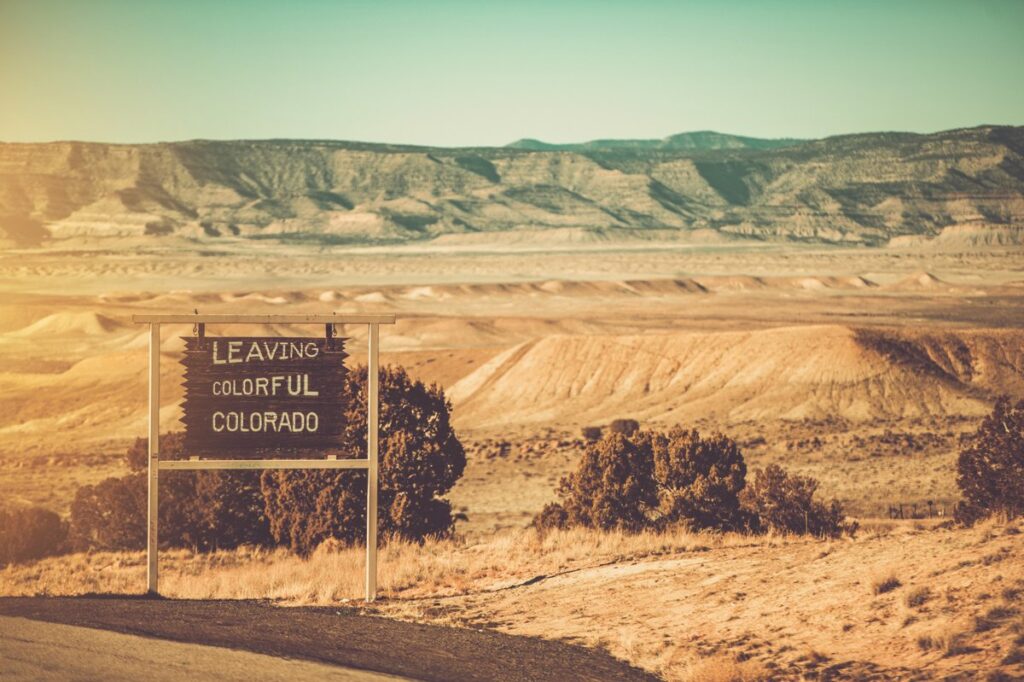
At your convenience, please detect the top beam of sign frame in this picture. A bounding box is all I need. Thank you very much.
[131,313,396,325]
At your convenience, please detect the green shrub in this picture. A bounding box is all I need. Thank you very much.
[532,502,569,532]
[126,431,186,472]
[69,473,148,551]
[73,435,271,552]
[581,426,603,441]
[742,464,850,537]
[536,427,860,538]
[555,432,657,531]
[190,471,272,550]
[956,397,1024,524]
[650,428,751,532]
[0,503,68,566]
[542,427,751,533]
[261,365,466,554]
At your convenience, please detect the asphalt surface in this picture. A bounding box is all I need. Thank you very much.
[0,597,659,682]
[0,615,402,681]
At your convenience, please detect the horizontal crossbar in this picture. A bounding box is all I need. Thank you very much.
[159,458,370,470]
[132,314,396,325]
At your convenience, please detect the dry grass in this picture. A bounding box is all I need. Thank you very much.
[904,585,931,608]
[667,654,770,682]
[975,605,1019,633]
[0,526,797,602]
[916,622,971,657]
[871,570,902,595]
[4,517,1024,680]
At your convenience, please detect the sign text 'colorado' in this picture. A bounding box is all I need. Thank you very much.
[181,336,349,455]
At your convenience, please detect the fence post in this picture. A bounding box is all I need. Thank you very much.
[147,323,161,595]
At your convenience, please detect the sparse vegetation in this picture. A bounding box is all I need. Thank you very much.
[69,473,148,551]
[651,428,751,532]
[539,428,854,538]
[555,432,657,532]
[549,427,755,533]
[872,572,902,595]
[905,586,932,608]
[608,418,640,436]
[916,623,971,657]
[262,365,465,554]
[742,463,851,538]
[673,653,770,682]
[0,524,781,602]
[974,605,1018,632]
[956,397,1024,525]
[70,456,269,552]
[1,227,1022,678]
[0,502,67,566]
[581,426,603,442]
[2,515,1022,680]
[531,502,570,532]
[69,366,464,556]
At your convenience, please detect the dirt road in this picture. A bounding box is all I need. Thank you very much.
[0,597,658,682]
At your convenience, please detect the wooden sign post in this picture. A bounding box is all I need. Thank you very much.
[131,313,396,601]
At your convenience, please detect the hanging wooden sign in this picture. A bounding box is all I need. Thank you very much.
[180,336,349,455]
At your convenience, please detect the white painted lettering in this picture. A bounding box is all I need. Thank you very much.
[245,342,264,362]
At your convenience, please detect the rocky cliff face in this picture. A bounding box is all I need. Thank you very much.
[1,126,1022,248]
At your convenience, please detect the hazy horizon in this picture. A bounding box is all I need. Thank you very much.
[2,0,1023,146]
[1,122,1019,149]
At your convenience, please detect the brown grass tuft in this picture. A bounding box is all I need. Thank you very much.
[904,586,931,608]
[974,605,1017,632]
[916,623,971,657]
[872,571,902,595]
[669,654,771,682]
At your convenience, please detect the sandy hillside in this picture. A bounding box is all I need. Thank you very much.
[448,326,1024,428]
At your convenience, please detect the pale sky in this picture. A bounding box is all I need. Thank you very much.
[1,0,1022,146]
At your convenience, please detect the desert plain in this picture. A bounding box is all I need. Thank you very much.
[2,238,1023,680]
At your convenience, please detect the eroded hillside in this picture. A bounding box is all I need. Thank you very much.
[448,326,1024,428]
[1,126,1023,247]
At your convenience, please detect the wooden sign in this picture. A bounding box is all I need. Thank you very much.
[180,336,349,456]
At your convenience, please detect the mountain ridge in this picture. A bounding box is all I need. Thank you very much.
[506,130,806,151]
[1,125,1022,248]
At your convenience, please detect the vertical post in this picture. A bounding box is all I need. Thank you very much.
[147,323,161,595]
[366,323,379,601]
